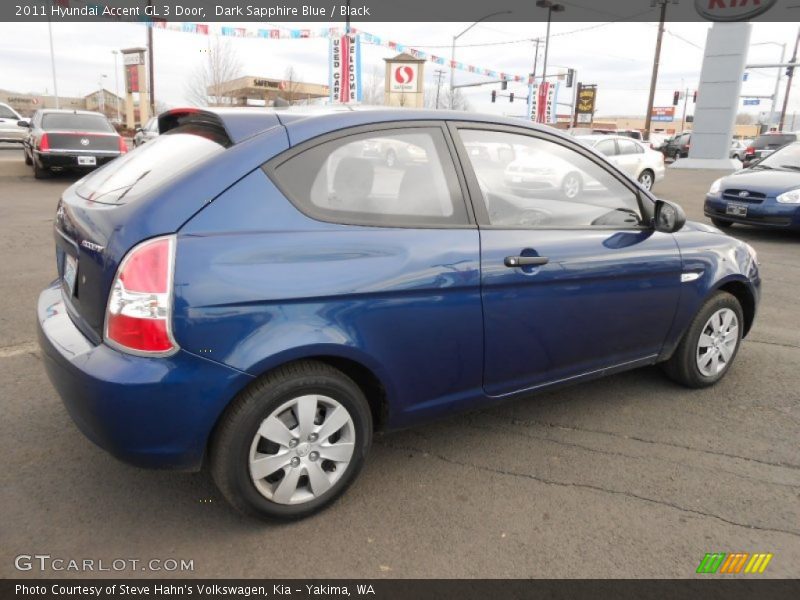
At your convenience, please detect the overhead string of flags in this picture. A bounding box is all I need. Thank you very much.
[140,20,531,84]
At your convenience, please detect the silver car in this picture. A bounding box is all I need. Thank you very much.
[0,102,27,143]
[133,117,159,147]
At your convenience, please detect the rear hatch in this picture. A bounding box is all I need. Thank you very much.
[41,112,119,151]
[53,111,233,343]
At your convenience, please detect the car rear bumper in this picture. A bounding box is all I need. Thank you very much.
[36,150,120,169]
[704,195,800,229]
[36,281,252,471]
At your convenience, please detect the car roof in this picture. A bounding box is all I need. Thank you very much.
[166,106,571,146]
[38,109,107,117]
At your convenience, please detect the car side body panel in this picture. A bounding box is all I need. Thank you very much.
[176,169,484,429]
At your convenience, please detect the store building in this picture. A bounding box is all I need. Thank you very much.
[1,87,124,121]
[211,76,329,106]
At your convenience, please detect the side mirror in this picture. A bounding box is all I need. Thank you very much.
[135,127,143,133]
[653,199,686,233]
[17,120,30,128]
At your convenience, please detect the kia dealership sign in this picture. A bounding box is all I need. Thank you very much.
[695,0,776,21]
[390,64,419,93]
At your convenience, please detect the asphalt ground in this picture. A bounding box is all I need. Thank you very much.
[1,142,798,579]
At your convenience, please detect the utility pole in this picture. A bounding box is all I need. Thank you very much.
[531,38,541,83]
[46,6,60,109]
[147,0,155,114]
[680,87,689,132]
[779,27,800,131]
[643,0,668,142]
[434,69,446,109]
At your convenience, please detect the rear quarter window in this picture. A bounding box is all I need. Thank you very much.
[269,127,469,228]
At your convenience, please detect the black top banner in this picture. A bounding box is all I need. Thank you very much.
[2,0,797,23]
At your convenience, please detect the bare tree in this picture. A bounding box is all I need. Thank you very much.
[425,86,470,111]
[361,66,385,106]
[735,112,755,124]
[185,37,243,107]
[281,66,304,104]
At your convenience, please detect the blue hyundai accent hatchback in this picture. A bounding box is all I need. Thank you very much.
[38,108,760,519]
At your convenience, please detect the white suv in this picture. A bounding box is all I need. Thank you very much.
[0,102,28,143]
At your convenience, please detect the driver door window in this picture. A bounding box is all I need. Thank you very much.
[459,129,643,228]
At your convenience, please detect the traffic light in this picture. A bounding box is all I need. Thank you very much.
[509,92,514,103]
[566,68,574,88]
[501,80,508,91]
[673,90,680,105]
[693,91,697,103]
[491,90,497,103]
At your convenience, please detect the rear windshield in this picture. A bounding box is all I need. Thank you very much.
[42,113,114,132]
[752,134,796,149]
[74,126,226,205]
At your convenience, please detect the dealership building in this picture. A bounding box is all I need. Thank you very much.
[0,88,125,121]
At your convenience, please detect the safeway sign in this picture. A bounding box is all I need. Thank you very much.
[389,64,419,93]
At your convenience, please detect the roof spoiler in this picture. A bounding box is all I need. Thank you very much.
[157,107,282,145]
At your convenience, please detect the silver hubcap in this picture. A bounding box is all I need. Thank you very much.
[639,173,653,190]
[696,308,739,377]
[249,395,355,505]
[564,176,580,198]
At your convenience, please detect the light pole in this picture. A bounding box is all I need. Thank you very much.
[46,11,60,109]
[536,0,565,90]
[112,50,121,123]
[449,10,512,108]
[751,42,787,132]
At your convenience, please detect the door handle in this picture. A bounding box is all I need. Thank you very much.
[504,256,549,267]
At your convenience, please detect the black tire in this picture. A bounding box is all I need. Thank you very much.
[662,291,744,388]
[24,148,32,165]
[711,218,733,229]
[210,360,373,521]
[561,172,583,199]
[33,158,51,179]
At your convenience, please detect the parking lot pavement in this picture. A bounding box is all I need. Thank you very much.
[1,148,798,579]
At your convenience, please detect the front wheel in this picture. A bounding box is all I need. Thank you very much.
[210,361,373,520]
[662,291,743,388]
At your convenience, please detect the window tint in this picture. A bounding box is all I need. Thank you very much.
[594,139,617,156]
[0,105,18,119]
[272,128,468,227]
[42,113,114,132]
[617,139,643,155]
[459,129,643,229]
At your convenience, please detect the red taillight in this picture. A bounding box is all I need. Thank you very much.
[118,136,128,154]
[105,236,177,355]
[39,133,50,152]
[746,146,754,155]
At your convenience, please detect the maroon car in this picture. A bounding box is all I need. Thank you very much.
[21,109,127,179]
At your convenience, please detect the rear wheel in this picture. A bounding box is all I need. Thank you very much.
[711,218,733,229]
[33,159,51,179]
[637,169,654,191]
[663,291,743,388]
[210,361,372,520]
[561,172,583,199]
